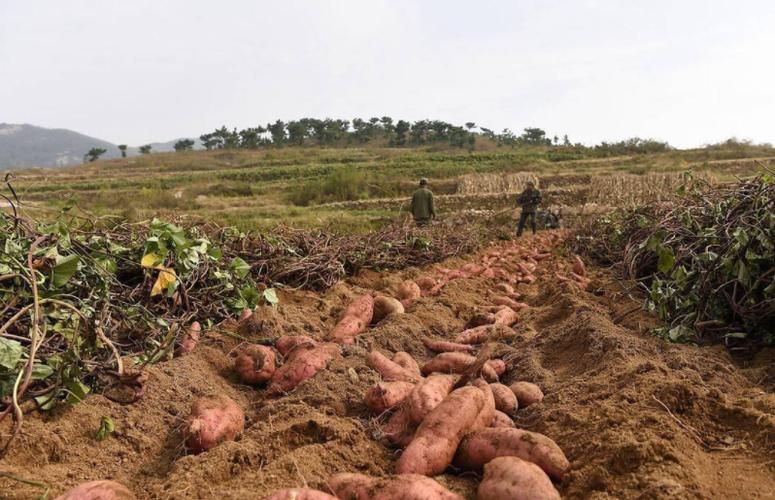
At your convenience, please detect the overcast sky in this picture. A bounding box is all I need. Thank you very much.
[1,0,773,148]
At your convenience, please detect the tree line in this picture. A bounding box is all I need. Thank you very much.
[83,117,675,162]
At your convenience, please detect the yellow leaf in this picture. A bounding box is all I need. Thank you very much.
[150,267,177,297]
[141,253,163,268]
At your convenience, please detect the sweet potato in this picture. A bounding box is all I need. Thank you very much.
[183,395,244,453]
[477,456,560,500]
[454,427,570,480]
[490,383,518,414]
[267,343,341,395]
[471,379,496,429]
[329,315,367,344]
[275,335,317,357]
[234,344,277,385]
[393,351,421,377]
[422,353,504,382]
[344,294,375,325]
[382,405,416,447]
[422,338,475,353]
[492,306,518,326]
[510,381,544,407]
[367,351,421,382]
[494,282,515,295]
[406,374,457,424]
[262,488,338,500]
[572,255,586,277]
[239,308,253,322]
[365,381,415,414]
[455,324,514,345]
[491,410,516,428]
[532,252,552,261]
[481,267,496,279]
[396,280,422,302]
[396,386,486,475]
[492,296,528,311]
[421,352,475,375]
[330,472,463,500]
[55,480,135,500]
[177,321,200,355]
[372,296,404,324]
[455,325,492,344]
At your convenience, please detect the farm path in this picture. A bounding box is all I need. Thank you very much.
[1,231,773,499]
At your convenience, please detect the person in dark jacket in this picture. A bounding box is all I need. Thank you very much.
[516,181,542,236]
[410,178,435,225]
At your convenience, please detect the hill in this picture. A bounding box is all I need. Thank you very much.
[0,123,200,169]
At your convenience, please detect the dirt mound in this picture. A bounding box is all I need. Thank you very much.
[1,232,773,499]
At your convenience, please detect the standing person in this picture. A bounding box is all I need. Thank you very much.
[516,181,542,236]
[410,178,435,226]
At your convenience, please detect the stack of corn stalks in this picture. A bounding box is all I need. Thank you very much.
[456,173,539,195]
[585,172,715,207]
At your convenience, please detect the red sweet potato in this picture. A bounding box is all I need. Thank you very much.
[372,296,404,323]
[267,343,341,395]
[396,280,422,302]
[421,352,475,375]
[494,282,516,295]
[492,296,528,311]
[239,308,253,322]
[422,353,504,382]
[491,410,516,428]
[330,472,464,500]
[262,488,338,500]
[492,306,518,326]
[393,351,421,377]
[572,255,586,277]
[396,386,486,475]
[55,480,135,500]
[382,405,416,447]
[471,379,496,429]
[234,344,277,385]
[183,395,244,453]
[422,338,475,353]
[490,383,518,414]
[454,427,570,480]
[455,324,514,345]
[275,335,317,357]
[532,252,552,261]
[365,381,415,414]
[177,321,200,355]
[406,374,457,424]
[477,456,560,500]
[344,294,375,325]
[510,381,544,407]
[329,315,367,344]
[367,351,421,382]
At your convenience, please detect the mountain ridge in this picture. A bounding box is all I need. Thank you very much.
[0,123,199,169]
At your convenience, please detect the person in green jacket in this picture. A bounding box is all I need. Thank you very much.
[410,178,435,225]
[516,181,542,236]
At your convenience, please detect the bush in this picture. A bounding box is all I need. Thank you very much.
[287,167,371,206]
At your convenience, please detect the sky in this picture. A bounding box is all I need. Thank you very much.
[1,0,774,148]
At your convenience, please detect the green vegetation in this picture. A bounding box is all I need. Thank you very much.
[573,175,775,347]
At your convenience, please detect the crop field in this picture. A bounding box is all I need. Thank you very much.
[1,145,773,499]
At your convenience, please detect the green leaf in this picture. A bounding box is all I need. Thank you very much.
[31,363,54,380]
[65,379,90,404]
[35,393,58,411]
[657,246,675,273]
[95,256,117,274]
[0,338,23,370]
[263,288,279,306]
[95,416,115,441]
[51,254,80,287]
[229,257,251,279]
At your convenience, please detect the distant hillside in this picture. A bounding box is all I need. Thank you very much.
[0,123,200,169]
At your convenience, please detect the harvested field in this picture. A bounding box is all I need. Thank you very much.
[1,231,772,499]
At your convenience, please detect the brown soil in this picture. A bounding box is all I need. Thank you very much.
[1,231,773,499]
